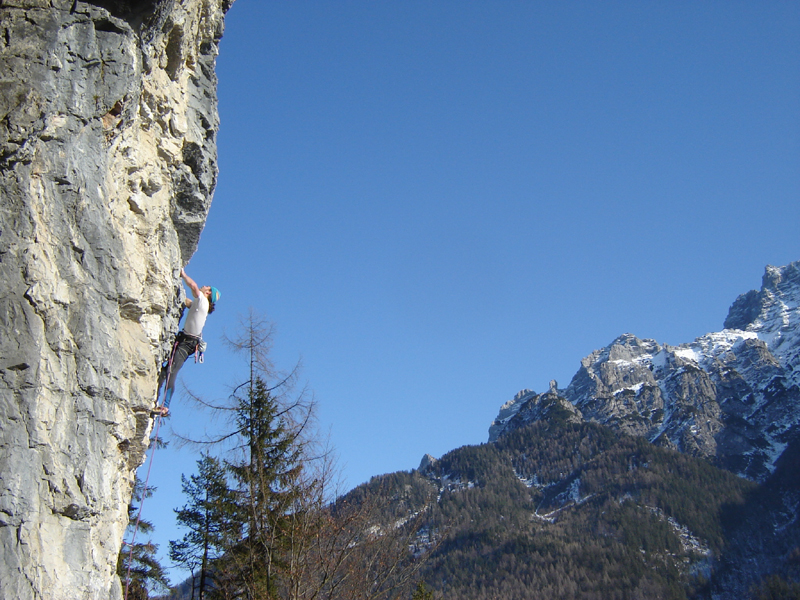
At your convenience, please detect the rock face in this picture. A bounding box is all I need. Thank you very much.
[0,1,232,598]
[490,261,800,482]
[487,389,536,442]
[723,261,800,387]
[488,388,582,443]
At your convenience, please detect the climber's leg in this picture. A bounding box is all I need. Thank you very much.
[152,334,196,417]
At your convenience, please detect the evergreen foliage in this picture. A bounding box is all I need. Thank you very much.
[219,373,309,598]
[706,437,800,596]
[749,574,800,600]
[169,453,239,599]
[410,581,435,600]
[119,476,171,600]
[350,416,759,599]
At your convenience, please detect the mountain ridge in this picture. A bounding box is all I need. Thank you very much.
[489,260,800,482]
[334,261,800,599]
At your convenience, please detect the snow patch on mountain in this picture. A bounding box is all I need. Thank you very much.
[488,389,536,442]
[726,261,800,385]
[489,260,800,481]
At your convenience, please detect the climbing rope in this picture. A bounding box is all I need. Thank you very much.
[123,341,178,600]
[124,413,163,600]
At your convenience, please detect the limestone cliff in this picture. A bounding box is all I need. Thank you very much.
[0,1,232,598]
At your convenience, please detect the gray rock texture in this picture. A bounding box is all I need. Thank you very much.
[724,261,800,387]
[490,261,800,482]
[0,1,232,598]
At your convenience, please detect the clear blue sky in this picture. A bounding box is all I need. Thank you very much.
[141,0,800,584]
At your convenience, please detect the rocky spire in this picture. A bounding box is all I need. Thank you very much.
[489,260,800,482]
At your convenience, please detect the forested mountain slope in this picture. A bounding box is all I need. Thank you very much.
[356,407,758,599]
[352,261,800,599]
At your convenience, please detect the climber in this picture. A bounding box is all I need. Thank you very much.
[152,268,220,417]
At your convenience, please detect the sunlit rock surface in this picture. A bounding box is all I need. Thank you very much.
[0,1,232,597]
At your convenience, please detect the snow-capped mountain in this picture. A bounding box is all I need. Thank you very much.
[490,260,800,481]
[724,261,800,386]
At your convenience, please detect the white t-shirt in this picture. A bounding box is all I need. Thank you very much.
[183,293,209,337]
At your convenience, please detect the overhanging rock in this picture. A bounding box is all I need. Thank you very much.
[0,1,233,597]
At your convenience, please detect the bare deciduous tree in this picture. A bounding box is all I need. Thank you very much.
[171,310,436,600]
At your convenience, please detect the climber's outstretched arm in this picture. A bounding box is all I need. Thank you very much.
[181,268,201,298]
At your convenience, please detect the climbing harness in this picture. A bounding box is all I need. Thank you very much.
[152,332,206,414]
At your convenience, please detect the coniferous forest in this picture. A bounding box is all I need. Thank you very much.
[349,421,756,599]
[120,315,800,600]
[342,406,800,600]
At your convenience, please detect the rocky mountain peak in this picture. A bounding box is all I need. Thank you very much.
[489,389,582,443]
[724,261,800,334]
[418,453,439,472]
[725,261,800,385]
[488,389,536,442]
[490,260,800,482]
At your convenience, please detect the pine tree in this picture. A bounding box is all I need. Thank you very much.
[119,476,170,600]
[225,374,307,598]
[170,453,239,600]
[194,310,316,599]
[411,581,435,600]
